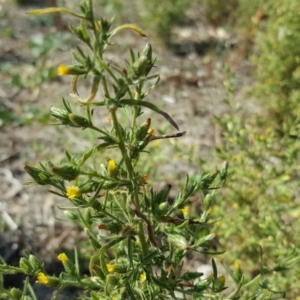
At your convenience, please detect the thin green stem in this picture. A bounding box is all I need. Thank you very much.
[102,77,110,98]
[226,274,262,299]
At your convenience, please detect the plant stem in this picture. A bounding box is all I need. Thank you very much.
[110,107,149,257]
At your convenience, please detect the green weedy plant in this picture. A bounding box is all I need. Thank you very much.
[213,65,300,299]
[0,1,231,299]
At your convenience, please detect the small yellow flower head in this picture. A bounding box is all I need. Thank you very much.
[106,263,115,273]
[139,272,147,282]
[107,115,112,123]
[57,253,69,262]
[36,272,49,285]
[181,206,189,218]
[108,159,117,176]
[234,260,241,270]
[57,64,71,76]
[147,128,155,136]
[66,186,80,199]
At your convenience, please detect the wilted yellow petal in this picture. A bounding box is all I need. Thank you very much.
[27,7,85,19]
[27,7,69,15]
[110,24,147,38]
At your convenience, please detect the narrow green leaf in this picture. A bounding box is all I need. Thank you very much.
[119,99,179,130]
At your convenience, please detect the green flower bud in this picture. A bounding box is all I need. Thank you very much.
[135,118,151,141]
[10,288,22,299]
[157,202,168,215]
[168,234,190,250]
[24,165,53,185]
[52,164,80,180]
[19,257,32,273]
[198,171,218,190]
[50,106,71,125]
[114,263,128,274]
[140,43,154,75]
[213,274,226,292]
[107,274,118,287]
[195,277,212,292]
[220,161,228,181]
[29,255,42,271]
[128,56,148,80]
[68,113,90,128]
[203,194,212,211]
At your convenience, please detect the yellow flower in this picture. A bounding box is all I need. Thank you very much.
[36,272,49,285]
[66,186,80,199]
[57,64,71,76]
[57,253,69,262]
[139,272,146,282]
[218,274,226,284]
[108,159,117,176]
[106,263,115,273]
[181,206,189,218]
[147,128,155,136]
[234,260,241,270]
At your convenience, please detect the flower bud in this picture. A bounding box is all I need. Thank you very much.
[19,257,32,273]
[213,274,226,292]
[114,263,128,274]
[58,253,76,275]
[52,164,80,180]
[233,260,243,283]
[10,288,22,299]
[29,255,42,271]
[107,274,118,286]
[68,113,90,128]
[157,202,168,215]
[220,161,229,181]
[128,44,154,80]
[198,171,218,190]
[195,276,212,292]
[203,194,212,211]
[57,64,87,76]
[168,234,190,250]
[135,118,151,141]
[24,165,53,185]
[50,106,71,125]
